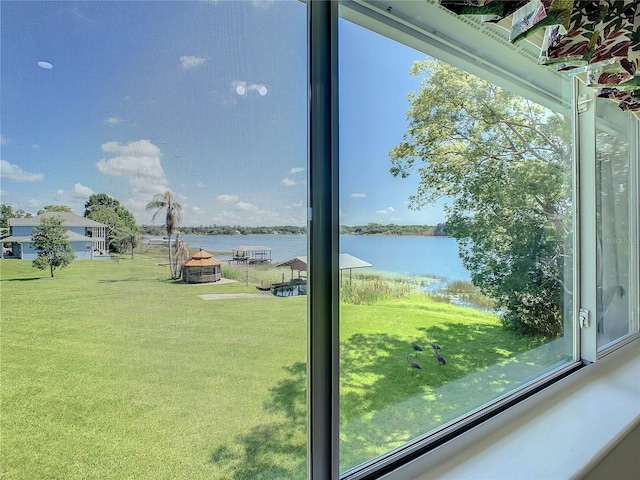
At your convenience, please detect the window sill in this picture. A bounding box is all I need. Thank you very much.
[384,339,640,480]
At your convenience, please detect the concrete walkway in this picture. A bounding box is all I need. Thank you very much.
[198,293,274,300]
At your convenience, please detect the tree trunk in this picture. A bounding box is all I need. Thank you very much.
[168,234,175,279]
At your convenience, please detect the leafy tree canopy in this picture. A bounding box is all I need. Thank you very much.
[31,216,75,277]
[84,194,139,253]
[390,59,572,337]
[1,204,15,229]
[37,205,73,215]
[1,205,33,234]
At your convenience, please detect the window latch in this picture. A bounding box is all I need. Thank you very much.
[579,308,590,328]
[577,94,592,113]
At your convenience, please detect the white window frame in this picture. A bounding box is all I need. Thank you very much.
[307,1,640,479]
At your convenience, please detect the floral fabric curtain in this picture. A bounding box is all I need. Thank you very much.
[439,0,640,116]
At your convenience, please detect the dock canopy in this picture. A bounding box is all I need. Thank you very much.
[231,245,272,264]
[276,253,371,282]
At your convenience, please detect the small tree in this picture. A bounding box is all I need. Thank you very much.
[116,225,142,258]
[31,216,75,277]
[146,191,183,279]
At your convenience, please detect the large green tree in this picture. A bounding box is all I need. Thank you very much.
[31,216,75,277]
[146,191,183,279]
[84,194,139,254]
[390,59,572,337]
[37,205,73,215]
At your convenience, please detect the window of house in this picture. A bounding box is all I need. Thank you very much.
[595,97,639,351]
[337,6,578,476]
[3,1,638,479]
[327,1,639,477]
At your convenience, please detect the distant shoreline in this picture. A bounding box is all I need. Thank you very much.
[141,223,448,237]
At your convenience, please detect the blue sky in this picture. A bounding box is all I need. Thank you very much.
[1,0,445,227]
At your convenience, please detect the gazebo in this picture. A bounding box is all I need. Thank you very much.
[182,249,222,284]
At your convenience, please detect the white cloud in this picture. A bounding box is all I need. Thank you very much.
[53,189,65,202]
[375,206,396,215]
[351,193,366,198]
[192,206,202,214]
[217,194,239,203]
[180,55,207,70]
[96,139,169,216]
[197,182,205,188]
[104,116,123,125]
[0,190,6,197]
[235,201,259,212]
[73,183,94,198]
[288,167,304,174]
[0,135,8,145]
[281,177,296,186]
[97,140,165,178]
[0,160,44,182]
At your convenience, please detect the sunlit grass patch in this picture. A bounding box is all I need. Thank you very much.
[1,257,554,478]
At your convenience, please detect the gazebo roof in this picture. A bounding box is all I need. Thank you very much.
[182,249,222,267]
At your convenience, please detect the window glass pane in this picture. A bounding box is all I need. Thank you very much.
[1,2,308,478]
[338,16,575,472]
[596,97,638,349]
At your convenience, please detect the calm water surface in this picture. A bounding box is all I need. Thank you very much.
[180,234,470,282]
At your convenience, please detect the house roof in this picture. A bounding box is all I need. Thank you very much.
[1,230,95,243]
[182,249,222,267]
[276,253,372,271]
[8,211,107,228]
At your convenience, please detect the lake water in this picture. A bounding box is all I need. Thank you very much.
[181,234,470,283]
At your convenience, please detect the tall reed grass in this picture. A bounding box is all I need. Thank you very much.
[340,271,426,304]
[426,280,495,310]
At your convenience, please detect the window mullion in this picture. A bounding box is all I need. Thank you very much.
[577,80,598,363]
[308,1,340,478]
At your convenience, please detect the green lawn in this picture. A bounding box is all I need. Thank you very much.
[0,256,559,478]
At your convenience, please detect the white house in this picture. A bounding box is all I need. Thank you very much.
[2,212,109,260]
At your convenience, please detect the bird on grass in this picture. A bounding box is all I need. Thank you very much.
[430,342,441,351]
[410,342,423,353]
[407,355,422,373]
[434,351,446,366]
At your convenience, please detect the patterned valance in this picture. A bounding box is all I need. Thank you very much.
[439,1,640,116]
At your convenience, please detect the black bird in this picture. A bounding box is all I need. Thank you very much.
[407,355,422,372]
[410,342,423,353]
[430,342,441,351]
[434,351,446,366]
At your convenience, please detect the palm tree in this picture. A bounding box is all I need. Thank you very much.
[146,191,183,279]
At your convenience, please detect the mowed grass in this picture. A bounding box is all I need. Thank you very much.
[1,255,549,478]
[1,257,307,479]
